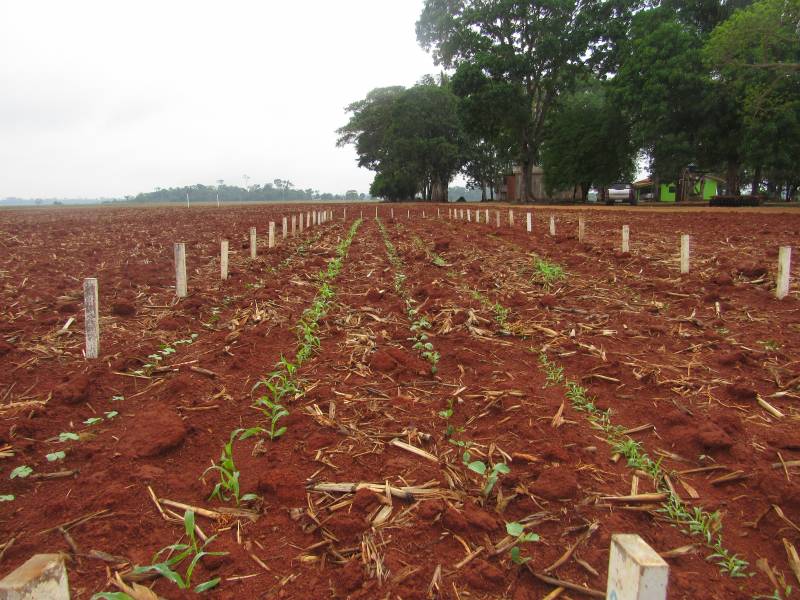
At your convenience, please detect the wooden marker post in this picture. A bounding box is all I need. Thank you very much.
[299,213,304,233]
[467,209,471,222]
[407,209,410,219]
[578,215,586,242]
[485,209,489,223]
[622,225,630,253]
[777,246,792,299]
[680,235,690,274]
[549,215,556,236]
[606,534,669,600]
[391,208,394,219]
[475,209,480,224]
[268,222,275,248]
[282,217,287,239]
[83,278,99,359]
[422,210,426,218]
[526,212,532,233]
[496,210,500,227]
[437,208,440,218]
[306,212,311,228]
[174,243,187,298]
[343,208,347,221]
[292,215,298,236]
[249,227,257,258]
[220,240,229,280]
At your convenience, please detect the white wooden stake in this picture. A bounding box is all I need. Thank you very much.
[282,217,287,239]
[391,208,394,219]
[467,209,471,222]
[777,246,792,299]
[606,534,668,600]
[549,215,556,236]
[174,243,187,298]
[680,235,690,274]
[249,227,257,258]
[485,209,489,223]
[407,209,410,218]
[220,240,229,280]
[291,215,297,236]
[83,277,99,359]
[526,212,532,233]
[268,222,275,248]
[437,208,440,218]
[622,225,630,253]
[343,208,347,220]
[375,206,378,218]
[423,210,426,218]
[509,210,514,226]
[475,209,480,224]
[496,210,500,227]
[298,213,304,233]
[578,215,586,242]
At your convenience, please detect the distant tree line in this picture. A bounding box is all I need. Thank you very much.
[129,180,369,203]
[337,0,800,202]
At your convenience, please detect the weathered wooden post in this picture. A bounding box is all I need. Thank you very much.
[408,209,411,218]
[83,278,99,359]
[549,215,556,236]
[526,212,532,233]
[509,209,514,226]
[485,209,489,223]
[437,207,440,218]
[622,225,630,253]
[467,209,471,222]
[777,246,792,299]
[496,210,500,227]
[680,235,690,274]
[291,215,297,236]
[375,206,378,218]
[0,553,70,599]
[249,227,257,258]
[268,223,275,249]
[220,240,229,280]
[606,534,668,600]
[298,213,304,233]
[282,217,287,239]
[578,215,586,242]
[391,208,394,219]
[343,207,347,220]
[174,243,187,298]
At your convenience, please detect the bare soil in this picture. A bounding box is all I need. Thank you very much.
[0,203,798,599]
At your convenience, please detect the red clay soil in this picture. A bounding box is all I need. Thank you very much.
[0,203,798,599]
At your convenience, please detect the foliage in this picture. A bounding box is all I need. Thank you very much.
[506,521,541,564]
[9,465,32,479]
[338,84,463,201]
[462,450,510,496]
[131,510,227,593]
[204,429,258,505]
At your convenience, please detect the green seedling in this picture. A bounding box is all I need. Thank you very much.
[462,451,510,496]
[46,451,66,462]
[255,397,289,440]
[59,432,80,442]
[131,510,227,593]
[204,429,258,505]
[0,495,14,502]
[105,411,119,419]
[10,466,32,479]
[506,521,540,564]
[111,395,125,402]
[532,257,565,286]
[84,417,103,426]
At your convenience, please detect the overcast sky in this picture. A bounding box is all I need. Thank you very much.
[0,1,440,198]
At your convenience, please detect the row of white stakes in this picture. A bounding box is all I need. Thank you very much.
[447,207,792,300]
[82,209,333,359]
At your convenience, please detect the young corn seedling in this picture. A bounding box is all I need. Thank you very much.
[203,429,258,505]
[256,397,289,440]
[505,521,540,564]
[131,510,227,593]
[532,257,565,287]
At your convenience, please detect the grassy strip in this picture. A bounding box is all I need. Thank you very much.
[376,218,439,373]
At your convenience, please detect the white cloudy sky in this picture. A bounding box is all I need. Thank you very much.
[0,1,440,198]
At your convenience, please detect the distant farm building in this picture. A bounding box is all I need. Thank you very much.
[633,174,723,202]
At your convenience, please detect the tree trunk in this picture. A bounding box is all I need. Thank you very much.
[751,165,761,196]
[489,182,495,201]
[521,160,533,203]
[725,163,739,196]
[581,182,590,203]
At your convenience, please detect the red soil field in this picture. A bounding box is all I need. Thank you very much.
[0,203,799,599]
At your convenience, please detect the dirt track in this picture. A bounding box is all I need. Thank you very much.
[0,203,798,599]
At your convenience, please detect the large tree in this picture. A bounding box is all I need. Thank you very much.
[337,84,463,201]
[541,78,634,200]
[417,0,634,201]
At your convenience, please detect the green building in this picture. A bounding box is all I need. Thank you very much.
[633,175,722,202]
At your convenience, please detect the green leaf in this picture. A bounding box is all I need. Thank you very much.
[59,432,80,442]
[83,417,103,426]
[150,562,187,588]
[468,460,487,475]
[184,510,196,539]
[10,465,32,479]
[0,495,15,502]
[241,493,259,502]
[46,451,66,462]
[521,533,540,543]
[111,395,125,402]
[104,411,119,419]
[494,463,510,474]
[272,426,287,438]
[195,577,221,593]
[90,593,135,600]
[506,522,525,537]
